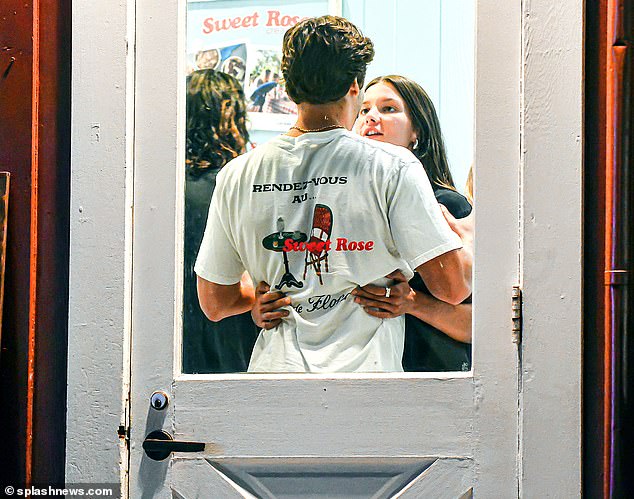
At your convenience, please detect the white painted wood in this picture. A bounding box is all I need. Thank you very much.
[127,1,519,497]
[128,0,183,497]
[520,0,584,497]
[471,0,522,497]
[395,458,474,499]
[65,0,586,495]
[172,459,254,498]
[173,377,473,455]
[190,457,439,498]
[66,0,134,487]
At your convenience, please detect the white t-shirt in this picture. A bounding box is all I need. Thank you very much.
[195,128,461,373]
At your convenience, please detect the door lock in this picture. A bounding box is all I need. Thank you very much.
[150,390,169,410]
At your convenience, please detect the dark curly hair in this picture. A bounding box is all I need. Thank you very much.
[186,69,249,173]
[281,15,374,104]
[366,75,456,190]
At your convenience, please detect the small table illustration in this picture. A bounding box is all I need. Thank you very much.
[262,230,308,290]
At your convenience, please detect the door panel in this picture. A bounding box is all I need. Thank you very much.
[396,459,474,499]
[174,376,472,455]
[172,459,257,498]
[172,457,472,499]
[130,0,520,496]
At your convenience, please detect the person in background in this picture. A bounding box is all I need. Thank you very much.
[351,74,473,371]
[255,68,272,87]
[183,69,259,373]
[248,76,277,112]
[261,74,298,115]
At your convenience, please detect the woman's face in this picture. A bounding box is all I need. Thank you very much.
[355,82,417,149]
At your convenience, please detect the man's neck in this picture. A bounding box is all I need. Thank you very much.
[294,100,355,132]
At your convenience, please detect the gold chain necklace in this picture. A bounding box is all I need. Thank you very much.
[289,124,345,133]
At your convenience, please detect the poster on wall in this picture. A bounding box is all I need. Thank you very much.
[187,1,331,131]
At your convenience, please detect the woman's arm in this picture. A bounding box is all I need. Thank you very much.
[353,203,474,342]
[351,270,472,343]
[407,291,471,343]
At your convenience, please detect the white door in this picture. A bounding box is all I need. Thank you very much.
[129,0,520,497]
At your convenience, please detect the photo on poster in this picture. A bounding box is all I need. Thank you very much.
[187,41,248,88]
[245,46,297,131]
[187,0,330,131]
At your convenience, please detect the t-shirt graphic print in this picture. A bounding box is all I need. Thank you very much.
[262,203,334,290]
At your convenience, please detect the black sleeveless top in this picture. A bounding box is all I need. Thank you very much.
[402,186,473,372]
[182,167,259,373]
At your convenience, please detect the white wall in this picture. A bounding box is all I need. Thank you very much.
[343,0,475,192]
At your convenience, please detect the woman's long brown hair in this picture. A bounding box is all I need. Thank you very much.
[365,75,456,190]
[186,69,249,173]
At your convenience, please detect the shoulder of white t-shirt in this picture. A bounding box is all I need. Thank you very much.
[339,130,420,166]
[216,149,255,180]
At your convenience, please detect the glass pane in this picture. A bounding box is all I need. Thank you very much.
[182,0,475,374]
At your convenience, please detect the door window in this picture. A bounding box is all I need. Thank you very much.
[180,0,476,375]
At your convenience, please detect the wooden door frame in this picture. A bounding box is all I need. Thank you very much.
[519,0,583,496]
[65,0,135,488]
[66,0,583,495]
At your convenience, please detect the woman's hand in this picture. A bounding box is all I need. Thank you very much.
[351,270,416,319]
[251,281,291,329]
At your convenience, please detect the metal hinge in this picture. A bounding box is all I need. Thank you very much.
[118,425,130,441]
[512,286,522,344]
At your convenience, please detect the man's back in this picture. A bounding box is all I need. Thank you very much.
[195,128,461,372]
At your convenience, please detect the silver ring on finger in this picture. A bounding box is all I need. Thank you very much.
[385,286,391,298]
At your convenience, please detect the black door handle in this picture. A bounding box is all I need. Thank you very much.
[142,430,205,461]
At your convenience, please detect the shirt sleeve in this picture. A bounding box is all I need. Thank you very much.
[434,188,473,219]
[386,160,462,270]
[194,170,245,285]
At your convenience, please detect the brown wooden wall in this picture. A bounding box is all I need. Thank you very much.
[584,0,634,497]
[0,0,70,485]
[583,2,609,496]
[604,0,634,495]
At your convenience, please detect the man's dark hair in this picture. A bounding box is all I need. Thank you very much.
[282,15,374,104]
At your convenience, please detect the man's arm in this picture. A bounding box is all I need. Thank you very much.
[415,247,471,306]
[197,272,255,322]
[417,207,474,305]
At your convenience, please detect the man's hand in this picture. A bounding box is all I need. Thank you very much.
[351,270,416,319]
[251,281,291,329]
